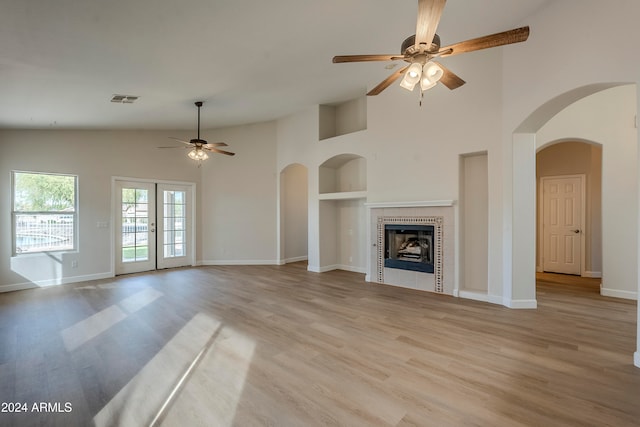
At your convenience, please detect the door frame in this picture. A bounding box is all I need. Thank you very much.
[110,176,197,276]
[538,174,586,276]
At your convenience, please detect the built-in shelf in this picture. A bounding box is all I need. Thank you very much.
[318,191,367,201]
[319,154,367,194]
[364,200,455,208]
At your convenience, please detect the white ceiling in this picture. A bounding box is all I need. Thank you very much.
[0,0,551,130]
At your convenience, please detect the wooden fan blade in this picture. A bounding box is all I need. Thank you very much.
[439,26,530,57]
[367,65,409,96]
[433,62,465,90]
[333,55,403,63]
[168,137,192,146]
[205,147,235,156]
[415,0,446,50]
[203,142,228,148]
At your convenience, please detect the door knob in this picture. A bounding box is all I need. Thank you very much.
[572,229,580,233]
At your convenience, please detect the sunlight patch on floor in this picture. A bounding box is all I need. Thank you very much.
[60,287,163,352]
[93,313,222,427]
[159,326,256,426]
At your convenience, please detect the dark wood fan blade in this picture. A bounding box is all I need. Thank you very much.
[205,147,235,156]
[415,0,446,50]
[203,142,228,148]
[367,65,409,96]
[439,26,530,57]
[168,137,192,146]
[433,62,465,90]
[333,55,404,63]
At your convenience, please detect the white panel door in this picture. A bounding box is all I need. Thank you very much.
[116,180,157,275]
[542,176,583,275]
[157,183,193,269]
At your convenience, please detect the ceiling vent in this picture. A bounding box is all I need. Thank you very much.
[110,94,139,104]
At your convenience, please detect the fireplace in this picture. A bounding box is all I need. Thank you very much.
[370,208,449,294]
[384,224,434,273]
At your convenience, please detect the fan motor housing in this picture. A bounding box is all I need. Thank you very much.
[402,34,441,55]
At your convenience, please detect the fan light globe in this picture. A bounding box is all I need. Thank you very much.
[424,62,443,82]
[400,78,418,91]
[420,62,443,91]
[402,63,423,88]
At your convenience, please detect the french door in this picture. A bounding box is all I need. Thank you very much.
[115,180,193,275]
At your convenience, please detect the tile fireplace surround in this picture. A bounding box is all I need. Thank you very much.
[366,201,455,295]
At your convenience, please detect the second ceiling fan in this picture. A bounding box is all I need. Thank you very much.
[333,0,530,96]
[159,101,235,162]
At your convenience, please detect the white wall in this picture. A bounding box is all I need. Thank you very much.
[277,48,503,276]
[0,130,200,291]
[199,121,278,265]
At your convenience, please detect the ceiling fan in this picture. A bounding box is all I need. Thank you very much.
[333,0,529,98]
[159,101,235,161]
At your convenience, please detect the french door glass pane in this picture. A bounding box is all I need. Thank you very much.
[121,188,150,263]
[163,190,186,259]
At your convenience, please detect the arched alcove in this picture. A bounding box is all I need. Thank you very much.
[279,163,309,265]
[318,153,367,195]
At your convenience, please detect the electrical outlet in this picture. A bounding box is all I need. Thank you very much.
[71,260,78,268]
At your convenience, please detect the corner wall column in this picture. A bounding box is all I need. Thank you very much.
[510,133,537,308]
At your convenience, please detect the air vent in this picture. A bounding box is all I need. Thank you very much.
[110,94,139,104]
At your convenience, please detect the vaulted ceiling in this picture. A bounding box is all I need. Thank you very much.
[0,0,551,130]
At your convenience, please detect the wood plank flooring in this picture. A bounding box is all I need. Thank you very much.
[0,263,638,426]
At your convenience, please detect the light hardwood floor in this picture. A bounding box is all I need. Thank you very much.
[0,264,638,426]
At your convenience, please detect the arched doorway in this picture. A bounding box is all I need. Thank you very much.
[536,140,602,280]
[510,84,639,367]
[279,163,309,265]
[510,84,637,306]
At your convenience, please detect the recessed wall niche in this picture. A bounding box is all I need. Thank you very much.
[317,154,367,274]
[319,96,367,141]
[319,154,367,196]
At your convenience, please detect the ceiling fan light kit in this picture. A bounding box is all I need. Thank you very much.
[159,101,235,165]
[332,0,530,102]
[187,147,209,161]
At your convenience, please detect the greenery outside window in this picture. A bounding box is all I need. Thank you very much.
[12,171,77,254]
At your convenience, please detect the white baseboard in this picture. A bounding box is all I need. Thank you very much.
[200,259,280,266]
[600,286,637,300]
[504,298,538,309]
[0,272,113,293]
[634,351,640,369]
[458,291,504,306]
[336,264,366,274]
[458,290,489,303]
[583,271,602,278]
[306,264,365,274]
[282,256,308,264]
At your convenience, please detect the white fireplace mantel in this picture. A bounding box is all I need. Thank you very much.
[364,200,455,209]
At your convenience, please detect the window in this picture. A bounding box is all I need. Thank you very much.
[163,190,186,258]
[12,171,77,254]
